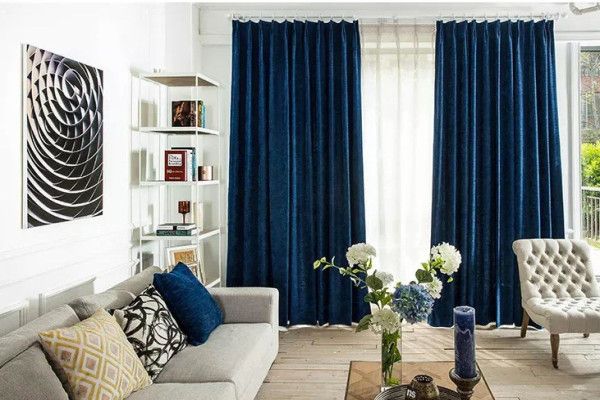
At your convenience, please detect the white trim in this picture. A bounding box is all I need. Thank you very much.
[568,42,582,239]
[0,300,28,328]
[38,276,96,315]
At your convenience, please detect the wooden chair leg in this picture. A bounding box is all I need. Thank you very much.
[584,333,590,338]
[520,309,530,338]
[551,334,560,369]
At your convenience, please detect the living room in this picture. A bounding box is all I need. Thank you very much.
[1,1,600,399]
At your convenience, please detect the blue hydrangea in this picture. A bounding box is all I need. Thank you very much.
[392,283,434,324]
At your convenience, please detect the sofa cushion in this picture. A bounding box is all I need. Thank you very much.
[39,309,152,400]
[114,285,187,380]
[68,290,135,320]
[153,263,223,345]
[0,304,79,368]
[111,266,163,296]
[127,383,236,400]
[0,343,68,400]
[155,323,276,398]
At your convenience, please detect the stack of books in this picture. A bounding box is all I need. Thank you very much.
[156,223,198,236]
[164,147,197,181]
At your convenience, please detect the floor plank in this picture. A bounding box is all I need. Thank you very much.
[256,325,600,400]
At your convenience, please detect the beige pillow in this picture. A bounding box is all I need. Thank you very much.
[38,309,151,400]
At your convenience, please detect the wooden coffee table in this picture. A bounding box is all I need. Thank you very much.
[345,361,495,400]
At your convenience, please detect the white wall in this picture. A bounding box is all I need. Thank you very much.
[0,3,170,325]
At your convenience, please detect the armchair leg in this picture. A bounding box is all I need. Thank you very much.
[584,333,590,338]
[551,334,560,369]
[520,309,530,338]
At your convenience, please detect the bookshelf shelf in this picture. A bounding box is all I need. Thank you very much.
[140,180,219,187]
[138,127,220,136]
[206,278,221,288]
[140,227,221,242]
[134,69,223,288]
[141,72,220,87]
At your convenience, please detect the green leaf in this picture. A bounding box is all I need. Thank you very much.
[447,277,454,283]
[365,275,384,290]
[313,260,321,269]
[356,314,372,332]
[415,269,433,283]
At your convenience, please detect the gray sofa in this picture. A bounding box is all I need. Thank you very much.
[0,266,279,400]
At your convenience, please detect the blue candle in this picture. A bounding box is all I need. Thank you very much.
[454,306,477,379]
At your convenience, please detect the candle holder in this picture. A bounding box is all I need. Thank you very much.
[449,368,481,400]
[178,200,191,224]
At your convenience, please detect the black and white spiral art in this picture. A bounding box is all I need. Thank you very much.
[24,45,103,228]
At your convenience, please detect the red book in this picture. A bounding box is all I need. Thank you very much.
[164,150,188,181]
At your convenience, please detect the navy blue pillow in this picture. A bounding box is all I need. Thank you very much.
[153,263,223,345]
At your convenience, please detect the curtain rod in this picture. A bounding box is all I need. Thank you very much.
[230,12,566,22]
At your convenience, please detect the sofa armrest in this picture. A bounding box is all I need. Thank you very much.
[208,287,279,327]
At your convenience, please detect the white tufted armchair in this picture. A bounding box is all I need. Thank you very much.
[512,239,600,368]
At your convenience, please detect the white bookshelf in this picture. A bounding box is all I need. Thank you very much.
[134,71,223,287]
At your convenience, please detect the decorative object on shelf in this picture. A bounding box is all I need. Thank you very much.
[178,201,191,223]
[23,45,104,228]
[198,166,213,181]
[166,244,205,283]
[448,368,481,400]
[165,150,189,181]
[453,306,477,379]
[314,242,461,390]
[375,385,459,400]
[171,100,205,128]
[406,375,439,400]
[192,202,204,230]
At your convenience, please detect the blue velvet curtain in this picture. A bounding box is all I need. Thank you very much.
[227,20,370,326]
[431,20,565,327]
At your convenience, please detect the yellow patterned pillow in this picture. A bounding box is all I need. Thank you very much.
[39,309,151,400]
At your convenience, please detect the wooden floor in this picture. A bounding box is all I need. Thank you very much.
[256,324,600,400]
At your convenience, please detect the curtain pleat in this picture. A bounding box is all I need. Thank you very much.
[431,20,565,327]
[228,20,370,326]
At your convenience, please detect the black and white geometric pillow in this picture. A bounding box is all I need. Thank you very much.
[114,285,187,380]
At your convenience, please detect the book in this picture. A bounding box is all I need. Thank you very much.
[164,150,188,181]
[156,228,198,236]
[171,100,205,128]
[172,147,196,181]
[157,223,197,231]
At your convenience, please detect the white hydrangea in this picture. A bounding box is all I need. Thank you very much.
[370,308,401,334]
[431,242,461,275]
[346,243,376,266]
[422,276,443,299]
[374,270,394,287]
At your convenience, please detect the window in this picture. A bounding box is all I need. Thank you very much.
[580,49,600,248]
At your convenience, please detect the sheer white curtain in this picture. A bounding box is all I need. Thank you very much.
[361,23,436,283]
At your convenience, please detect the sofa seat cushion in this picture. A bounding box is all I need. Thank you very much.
[127,383,236,400]
[0,343,68,400]
[526,297,600,333]
[155,323,275,396]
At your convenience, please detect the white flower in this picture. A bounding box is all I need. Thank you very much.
[422,276,443,299]
[374,270,394,287]
[431,242,462,275]
[370,308,401,334]
[346,243,376,266]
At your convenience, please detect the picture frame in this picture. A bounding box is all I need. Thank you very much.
[166,244,205,284]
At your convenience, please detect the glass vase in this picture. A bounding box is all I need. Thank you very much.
[381,328,402,390]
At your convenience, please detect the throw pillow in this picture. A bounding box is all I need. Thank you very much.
[113,285,187,380]
[38,309,152,400]
[153,262,223,345]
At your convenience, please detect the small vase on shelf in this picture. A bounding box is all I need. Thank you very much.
[381,328,402,390]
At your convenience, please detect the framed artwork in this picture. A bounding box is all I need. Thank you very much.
[23,44,104,228]
[166,244,205,284]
